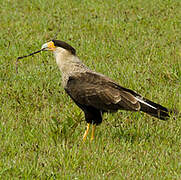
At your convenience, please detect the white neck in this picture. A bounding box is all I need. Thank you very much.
[53,47,78,72]
[53,47,90,87]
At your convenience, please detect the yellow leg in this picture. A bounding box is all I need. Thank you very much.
[83,123,90,142]
[91,124,96,141]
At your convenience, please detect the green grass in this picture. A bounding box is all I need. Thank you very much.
[0,0,181,179]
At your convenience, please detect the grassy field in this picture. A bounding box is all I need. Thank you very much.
[0,0,181,179]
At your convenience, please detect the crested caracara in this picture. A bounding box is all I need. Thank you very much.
[40,40,174,141]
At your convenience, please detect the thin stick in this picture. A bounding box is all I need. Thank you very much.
[16,48,44,74]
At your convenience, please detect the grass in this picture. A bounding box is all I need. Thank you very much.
[0,0,181,179]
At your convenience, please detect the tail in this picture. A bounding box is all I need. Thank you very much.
[115,84,179,120]
[135,96,176,120]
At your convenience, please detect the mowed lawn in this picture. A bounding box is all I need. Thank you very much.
[0,0,181,179]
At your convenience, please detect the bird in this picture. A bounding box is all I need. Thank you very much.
[41,40,174,141]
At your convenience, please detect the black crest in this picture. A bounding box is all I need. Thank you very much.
[52,40,76,55]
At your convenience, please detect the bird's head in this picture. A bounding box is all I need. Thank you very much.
[41,40,76,55]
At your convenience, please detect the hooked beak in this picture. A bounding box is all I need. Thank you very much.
[41,41,56,51]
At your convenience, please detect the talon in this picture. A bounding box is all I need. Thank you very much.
[91,124,96,141]
[83,123,90,142]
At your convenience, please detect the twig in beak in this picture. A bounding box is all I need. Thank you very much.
[16,48,45,74]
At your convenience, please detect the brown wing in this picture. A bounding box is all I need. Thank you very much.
[65,72,140,111]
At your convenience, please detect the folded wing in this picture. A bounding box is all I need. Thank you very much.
[65,72,140,112]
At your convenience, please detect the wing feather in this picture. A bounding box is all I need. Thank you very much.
[65,72,140,111]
